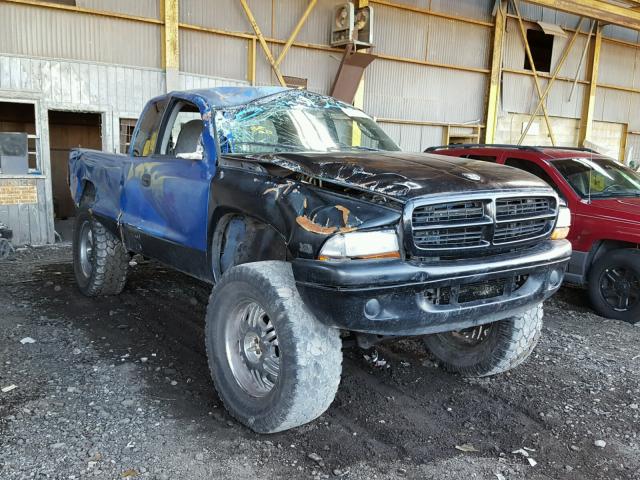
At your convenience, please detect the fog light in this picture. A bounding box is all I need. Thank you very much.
[364,299,381,318]
[549,269,562,288]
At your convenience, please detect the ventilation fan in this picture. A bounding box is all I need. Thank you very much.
[331,3,354,47]
[354,6,373,47]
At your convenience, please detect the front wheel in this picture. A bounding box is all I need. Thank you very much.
[205,261,342,433]
[588,249,640,324]
[423,304,543,377]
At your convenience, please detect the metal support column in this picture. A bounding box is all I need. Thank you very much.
[485,0,507,144]
[161,0,180,92]
[579,22,603,147]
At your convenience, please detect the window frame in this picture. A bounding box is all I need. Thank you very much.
[504,156,565,198]
[130,98,169,158]
[156,100,204,159]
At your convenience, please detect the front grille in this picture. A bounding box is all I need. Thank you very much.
[408,195,557,256]
[494,218,549,244]
[413,226,486,249]
[496,197,552,219]
[412,200,484,227]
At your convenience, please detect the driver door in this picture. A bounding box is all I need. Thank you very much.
[121,99,212,278]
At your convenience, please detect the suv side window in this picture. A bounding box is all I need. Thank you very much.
[131,98,169,157]
[463,154,497,162]
[504,157,563,195]
[159,101,204,159]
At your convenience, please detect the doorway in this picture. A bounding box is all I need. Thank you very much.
[48,110,102,240]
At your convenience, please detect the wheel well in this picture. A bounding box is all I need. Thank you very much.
[589,240,640,270]
[210,212,288,282]
[79,181,96,207]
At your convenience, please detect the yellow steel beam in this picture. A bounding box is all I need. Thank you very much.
[518,17,586,144]
[247,37,257,85]
[352,76,365,146]
[161,0,179,71]
[485,0,507,144]
[2,0,162,24]
[513,0,557,145]
[239,0,287,87]
[524,0,640,31]
[579,22,603,146]
[275,0,317,67]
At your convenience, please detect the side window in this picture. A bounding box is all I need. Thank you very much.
[504,157,562,195]
[159,102,203,159]
[131,99,168,157]
[463,154,497,162]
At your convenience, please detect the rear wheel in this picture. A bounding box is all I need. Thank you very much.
[205,261,342,433]
[588,249,640,324]
[73,208,129,296]
[423,304,543,377]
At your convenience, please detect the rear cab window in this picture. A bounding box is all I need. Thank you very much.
[131,98,169,157]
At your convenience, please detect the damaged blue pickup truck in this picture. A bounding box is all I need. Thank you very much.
[69,87,571,433]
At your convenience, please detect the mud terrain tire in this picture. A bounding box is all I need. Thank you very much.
[423,303,543,377]
[205,261,342,433]
[73,208,129,296]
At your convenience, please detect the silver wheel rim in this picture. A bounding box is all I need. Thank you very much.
[79,221,94,278]
[225,300,280,397]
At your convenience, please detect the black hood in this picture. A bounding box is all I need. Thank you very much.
[237,151,552,201]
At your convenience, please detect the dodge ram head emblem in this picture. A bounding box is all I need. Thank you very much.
[462,172,482,181]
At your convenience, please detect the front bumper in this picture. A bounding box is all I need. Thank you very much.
[293,239,571,336]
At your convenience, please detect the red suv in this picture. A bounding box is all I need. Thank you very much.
[427,144,640,323]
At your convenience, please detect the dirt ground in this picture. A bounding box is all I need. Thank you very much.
[1,245,639,480]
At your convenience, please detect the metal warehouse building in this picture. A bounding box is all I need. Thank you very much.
[1,0,640,246]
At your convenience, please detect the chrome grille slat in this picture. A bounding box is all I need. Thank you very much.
[408,195,557,255]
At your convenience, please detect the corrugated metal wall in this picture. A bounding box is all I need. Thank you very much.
[365,0,492,150]
[78,0,160,19]
[0,3,162,68]
[501,5,640,159]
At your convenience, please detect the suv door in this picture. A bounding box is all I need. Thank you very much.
[122,99,212,277]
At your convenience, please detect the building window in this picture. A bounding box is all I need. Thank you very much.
[0,101,39,174]
[524,29,554,73]
[119,118,137,154]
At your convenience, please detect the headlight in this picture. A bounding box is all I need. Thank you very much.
[550,206,571,240]
[318,230,400,260]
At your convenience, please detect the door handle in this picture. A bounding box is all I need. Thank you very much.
[141,173,151,187]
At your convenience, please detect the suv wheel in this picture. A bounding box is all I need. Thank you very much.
[423,303,543,377]
[73,208,129,296]
[588,248,640,324]
[205,261,342,433]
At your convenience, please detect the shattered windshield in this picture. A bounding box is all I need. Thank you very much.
[215,91,400,154]
[552,157,640,198]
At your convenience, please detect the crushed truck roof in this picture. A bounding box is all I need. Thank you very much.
[166,86,291,109]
